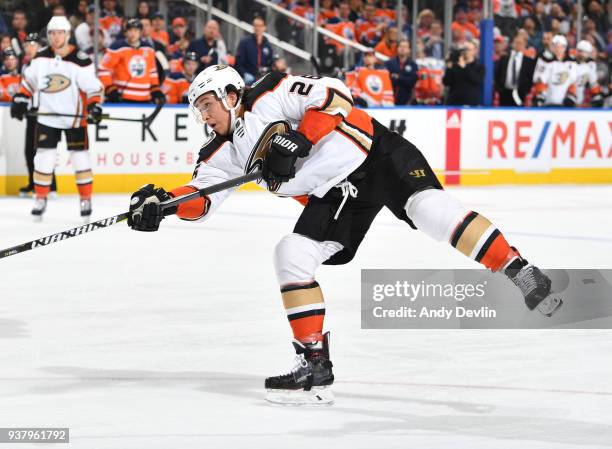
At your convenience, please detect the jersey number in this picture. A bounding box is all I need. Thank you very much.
[289,81,313,96]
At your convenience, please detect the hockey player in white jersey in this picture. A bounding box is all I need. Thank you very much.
[126,65,562,404]
[533,34,578,107]
[574,40,603,107]
[11,16,104,220]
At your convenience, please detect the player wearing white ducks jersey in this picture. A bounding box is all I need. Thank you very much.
[533,35,578,107]
[126,65,562,405]
[11,16,104,221]
[574,40,603,107]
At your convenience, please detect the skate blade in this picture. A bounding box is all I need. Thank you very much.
[32,214,43,223]
[537,295,563,317]
[82,215,91,224]
[19,192,32,198]
[266,386,334,406]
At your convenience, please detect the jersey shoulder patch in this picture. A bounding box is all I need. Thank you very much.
[197,132,229,163]
[34,47,53,59]
[243,71,288,111]
[64,48,93,67]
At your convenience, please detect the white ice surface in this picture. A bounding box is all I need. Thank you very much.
[1,185,612,449]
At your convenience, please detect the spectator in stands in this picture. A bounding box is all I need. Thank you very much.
[0,35,12,53]
[585,0,607,36]
[549,4,570,35]
[398,5,412,40]
[10,9,27,48]
[141,17,168,83]
[98,18,165,104]
[355,2,386,47]
[417,9,435,39]
[582,18,605,54]
[162,51,198,104]
[495,34,536,106]
[318,0,338,24]
[348,0,364,22]
[414,39,445,105]
[0,49,20,101]
[75,6,111,54]
[100,0,124,42]
[29,0,60,35]
[424,20,444,60]
[522,16,542,51]
[69,0,89,29]
[169,17,188,45]
[151,12,170,47]
[384,39,418,105]
[375,26,398,58]
[376,0,396,23]
[443,40,484,106]
[235,16,273,85]
[188,20,226,74]
[452,8,480,41]
[538,31,553,56]
[345,49,394,107]
[137,1,151,20]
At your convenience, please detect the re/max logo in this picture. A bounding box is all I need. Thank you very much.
[487,120,611,159]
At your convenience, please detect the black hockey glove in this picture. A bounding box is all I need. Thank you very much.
[10,93,29,120]
[151,89,166,105]
[590,93,603,108]
[106,87,122,103]
[562,96,576,108]
[262,130,312,186]
[86,103,103,125]
[128,184,177,232]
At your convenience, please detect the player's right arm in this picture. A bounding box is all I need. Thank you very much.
[11,61,36,120]
[128,134,241,231]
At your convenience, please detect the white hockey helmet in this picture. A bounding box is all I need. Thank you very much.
[188,64,245,134]
[576,40,593,55]
[551,34,567,48]
[47,16,71,45]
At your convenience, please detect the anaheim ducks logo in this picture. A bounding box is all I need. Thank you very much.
[245,120,291,193]
[553,71,569,85]
[42,74,71,93]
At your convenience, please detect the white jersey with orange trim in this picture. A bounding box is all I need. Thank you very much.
[20,45,103,129]
[183,72,374,221]
[575,59,598,105]
[533,55,577,106]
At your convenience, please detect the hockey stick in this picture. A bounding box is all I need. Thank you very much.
[27,102,165,125]
[0,171,261,260]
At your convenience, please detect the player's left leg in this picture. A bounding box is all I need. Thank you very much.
[66,126,93,221]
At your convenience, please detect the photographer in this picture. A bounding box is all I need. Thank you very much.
[442,41,484,106]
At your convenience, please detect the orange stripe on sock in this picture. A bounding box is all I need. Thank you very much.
[34,185,50,198]
[480,234,512,272]
[77,183,93,199]
[290,315,324,341]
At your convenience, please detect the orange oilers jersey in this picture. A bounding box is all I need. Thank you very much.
[324,22,356,51]
[0,71,21,101]
[414,57,444,104]
[345,67,394,107]
[99,15,123,40]
[375,8,396,22]
[355,19,382,45]
[98,39,160,102]
[151,30,170,47]
[162,71,192,104]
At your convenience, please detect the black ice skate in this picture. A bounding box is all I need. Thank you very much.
[80,199,92,222]
[31,197,47,221]
[265,332,334,405]
[505,253,563,316]
[19,184,34,198]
